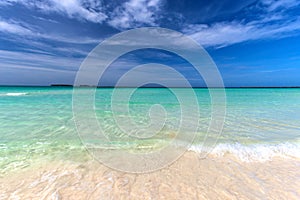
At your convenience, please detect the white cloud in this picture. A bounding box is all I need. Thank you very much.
[183,0,300,48]
[261,0,300,11]
[1,0,163,28]
[0,0,107,23]
[0,19,33,35]
[0,18,101,45]
[1,0,300,48]
[183,18,300,47]
[108,0,162,29]
[47,0,107,23]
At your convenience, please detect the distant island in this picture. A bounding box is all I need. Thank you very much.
[50,84,73,87]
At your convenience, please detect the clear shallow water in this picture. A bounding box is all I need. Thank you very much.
[0,87,300,173]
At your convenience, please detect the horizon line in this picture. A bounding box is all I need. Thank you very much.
[0,84,300,88]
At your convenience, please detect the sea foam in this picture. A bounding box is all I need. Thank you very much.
[3,93,27,96]
[189,142,300,162]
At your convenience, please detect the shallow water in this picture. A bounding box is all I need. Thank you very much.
[0,87,300,198]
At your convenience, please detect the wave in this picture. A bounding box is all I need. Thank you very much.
[1,92,28,96]
[189,142,300,162]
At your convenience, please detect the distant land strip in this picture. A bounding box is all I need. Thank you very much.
[0,84,299,88]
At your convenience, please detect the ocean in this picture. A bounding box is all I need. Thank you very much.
[0,87,300,199]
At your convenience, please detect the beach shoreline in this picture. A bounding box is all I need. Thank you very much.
[1,151,299,200]
[1,87,300,199]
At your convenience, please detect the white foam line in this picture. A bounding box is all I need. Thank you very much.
[4,93,27,96]
[189,142,300,162]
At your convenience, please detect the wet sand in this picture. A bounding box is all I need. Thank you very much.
[1,152,300,200]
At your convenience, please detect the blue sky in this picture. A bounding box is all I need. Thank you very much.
[0,0,300,86]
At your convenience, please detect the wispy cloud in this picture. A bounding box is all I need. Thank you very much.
[183,18,300,47]
[1,0,163,29]
[1,49,81,85]
[183,0,300,47]
[1,0,107,23]
[0,18,101,45]
[108,0,162,29]
[0,49,79,85]
[261,0,300,11]
[0,19,34,36]
[0,49,82,71]
[1,0,300,49]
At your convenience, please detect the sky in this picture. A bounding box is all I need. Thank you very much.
[0,0,300,87]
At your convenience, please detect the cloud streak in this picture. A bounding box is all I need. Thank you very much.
[183,18,300,47]
[0,19,34,36]
[1,0,107,23]
[0,49,81,71]
[0,49,81,85]
[0,18,101,46]
[262,0,300,11]
[183,0,300,47]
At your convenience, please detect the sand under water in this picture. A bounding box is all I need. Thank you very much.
[1,152,299,200]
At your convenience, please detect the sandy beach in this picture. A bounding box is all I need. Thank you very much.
[1,151,299,200]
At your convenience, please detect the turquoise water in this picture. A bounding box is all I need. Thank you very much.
[0,87,300,173]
